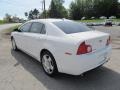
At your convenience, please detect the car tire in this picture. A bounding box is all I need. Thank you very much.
[41,51,58,77]
[11,38,18,51]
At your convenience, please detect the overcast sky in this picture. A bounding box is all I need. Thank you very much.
[0,0,73,19]
[0,0,119,19]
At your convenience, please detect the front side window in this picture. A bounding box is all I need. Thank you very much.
[20,22,32,32]
[30,22,44,33]
[53,21,91,34]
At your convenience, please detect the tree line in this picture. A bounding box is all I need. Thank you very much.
[3,14,24,23]
[25,0,120,20]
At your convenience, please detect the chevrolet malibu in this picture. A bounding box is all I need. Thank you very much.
[11,19,111,76]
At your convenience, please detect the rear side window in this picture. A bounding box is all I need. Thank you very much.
[20,22,32,32]
[30,22,44,33]
[53,21,91,34]
[40,25,46,34]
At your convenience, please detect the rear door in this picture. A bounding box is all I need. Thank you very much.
[25,22,46,60]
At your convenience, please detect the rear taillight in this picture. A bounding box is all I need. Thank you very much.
[106,36,111,46]
[77,41,92,55]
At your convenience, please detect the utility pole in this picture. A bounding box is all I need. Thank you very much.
[41,0,43,11]
[41,0,46,18]
[43,0,46,18]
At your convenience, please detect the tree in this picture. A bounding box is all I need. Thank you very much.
[32,9,39,19]
[24,12,28,18]
[109,0,119,17]
[69,0,119,20]
[28,10,34,20]
[40,10,49,18]
[93,0,119,18]
[4,13,12,23]
[49,0,58,18]
[118,3,120,17]
[69,0,84,20]
[25,9,39,20]
[48,0,68,18]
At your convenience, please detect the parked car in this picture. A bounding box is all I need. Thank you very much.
[11,19,111,76]
[116,22,120,26]
[105,19,113,26]
[109,16,116,19]
[100,16,107,19]
[86,22,94,26]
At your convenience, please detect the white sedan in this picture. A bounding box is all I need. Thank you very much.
[11,19,111,76]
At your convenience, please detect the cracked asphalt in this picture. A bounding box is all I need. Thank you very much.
[0,25,120,90]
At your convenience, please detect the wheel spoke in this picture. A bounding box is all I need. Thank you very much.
[42,54,54,74]
[47,56,54,71]
[49,62,54,70]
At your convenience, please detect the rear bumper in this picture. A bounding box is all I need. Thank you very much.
[57,46,111,75]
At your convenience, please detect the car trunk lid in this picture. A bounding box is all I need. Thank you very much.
[67,31,110,53]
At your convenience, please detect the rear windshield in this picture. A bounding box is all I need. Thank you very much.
[53,21,91,34]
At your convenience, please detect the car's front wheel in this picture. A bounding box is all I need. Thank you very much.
[11,38,18,51]
[41,51,58,77]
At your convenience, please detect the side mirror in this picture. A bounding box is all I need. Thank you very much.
[14,28,21,32]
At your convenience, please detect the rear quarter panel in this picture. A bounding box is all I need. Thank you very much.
[44,35,79,72]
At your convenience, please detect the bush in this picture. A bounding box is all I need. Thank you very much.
[0,20,5,24]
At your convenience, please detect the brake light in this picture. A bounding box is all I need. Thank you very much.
[106,36,111,46]
[77,41,92,55]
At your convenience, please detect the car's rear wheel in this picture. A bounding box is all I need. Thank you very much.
[11,38,18,51]
[41,51,58,77]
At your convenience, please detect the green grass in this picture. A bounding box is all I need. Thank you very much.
[79,19,104,23]
[77,19,120,23]
[1,25,20,35]
[0,20,5,24]
[114,19,120,22]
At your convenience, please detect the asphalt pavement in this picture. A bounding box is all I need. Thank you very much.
[0,25,120,90]
[94,26,120,39]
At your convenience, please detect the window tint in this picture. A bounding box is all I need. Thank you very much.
[53,21,91,34]
[30,22,43,33]
[20,22,32,32]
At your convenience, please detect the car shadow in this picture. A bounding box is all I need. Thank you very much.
[11,50,120,90]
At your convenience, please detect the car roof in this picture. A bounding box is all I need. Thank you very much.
[28,18,67,24]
